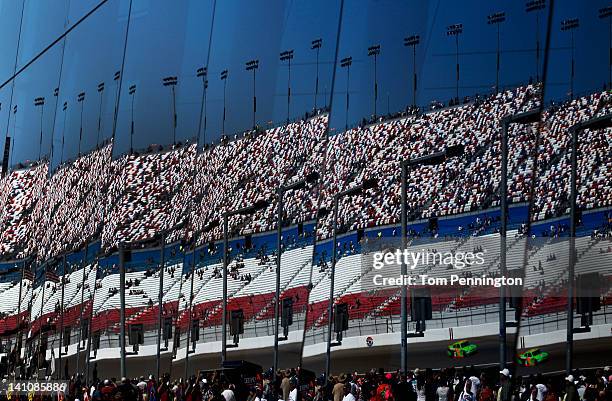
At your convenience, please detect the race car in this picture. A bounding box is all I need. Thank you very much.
[516,348,549,366]
[447,340,478,358]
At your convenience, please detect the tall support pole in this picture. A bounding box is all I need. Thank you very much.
[184,246,196,380]
[561,19,579,99]
[171,84,177,145]
[273,187,284,374]
[412,44,417,107]
[58,254,66,379]
[499,121,509,369]
[76,244,89,377]
[400,163,408,374]
[119,244,127,378]
[222,73,227,135]
[96,83,104,148]
[196,68,208,147]
[156,232,166,380]
[287,57,291,123]
[129,86,136,154]
[37,263,47,374]
[221,214,229,365]
[609,15,611,88]
[496,23,501,93]
[455,34,459,100]
[315,45,320,110]
[536,12,540,82]
[566,126,578,375]
[13,260,26,377]
[325,196,339,380]
[77,92,85,157]
[85,260,98,384]
[446,25,465,101]
[570,31,575,98]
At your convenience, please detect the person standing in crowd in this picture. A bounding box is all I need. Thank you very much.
[158,374,171,401]
[372,372,395,401]
[437,374,452,401]
[459,378,475,401]
[343,381,357,401]
[583,378,599,401]
[221,381,236,401]
[563,375,579,401]
[288,376,299,401]
[334,374,348,401]
[281,370,292,401]
[478,376,494,401]
[416,374,427,401]
[497,369,512,401]
[118,377,139,401]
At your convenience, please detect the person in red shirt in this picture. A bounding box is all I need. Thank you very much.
[371,373,395,401]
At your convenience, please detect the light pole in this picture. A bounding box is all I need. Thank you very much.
[60,102,68,165]
[96,82,104,148]
[184,241,197,380]
[162,76,178,145]
[34,97,45,161]
[77,92,85,157]
[49,87,59,162]
[526,0,546,82]
[196,67,208,148]
[399,145,465,374]
[561,18,579,99]
[128,84,136,153]
[57,254,66,379]
[566,114,612,374]
[368,45,381,119]
[75,244,89,377]
[447,24,463,101]
[220,69,228,135]
[221,200,269,364]
[273,172,319,375]
[325,178,378,380]
[119,244,127,378]
[8,105,17,170]
[499,110,541,370]
[488,12,506,93]
[156,231,166,381]
[311,39,322,110]
[404,35,420,108]
[112,71,121,141]
[340,56,352,131]
[245,59,259,129]
[599,6,612,88]
[280,50,294,124]
[85,259,98,384]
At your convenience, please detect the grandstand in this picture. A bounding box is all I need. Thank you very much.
[0,82,609,380]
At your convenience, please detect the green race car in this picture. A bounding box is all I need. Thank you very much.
[447,340,478,358]
[516,348,549,366]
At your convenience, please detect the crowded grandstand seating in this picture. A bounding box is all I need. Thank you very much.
[0,85,609,353]
[0,164,48,258]
[0,87,608,261]
[28,145,113,262]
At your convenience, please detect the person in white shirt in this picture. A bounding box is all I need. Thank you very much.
[288,377,299,401]
[342,382,356,401]
[535,383,547,401]
[221,381,236,401]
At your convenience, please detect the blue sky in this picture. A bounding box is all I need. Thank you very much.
[0,0,609,168]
